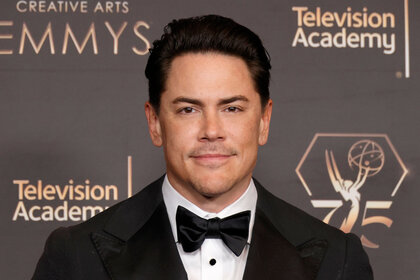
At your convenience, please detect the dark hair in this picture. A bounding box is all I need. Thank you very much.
[145,15,271,111]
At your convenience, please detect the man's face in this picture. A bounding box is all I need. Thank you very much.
[145,53,272,209]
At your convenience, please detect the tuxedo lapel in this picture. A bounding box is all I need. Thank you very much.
[243,180,328,279]
[91,177,187,280]
[296,238,328,279]
[243,209,315,280]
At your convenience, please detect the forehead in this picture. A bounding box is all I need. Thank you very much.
[163,52,258,102]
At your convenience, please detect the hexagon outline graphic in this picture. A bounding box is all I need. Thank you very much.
[295,133,408,197]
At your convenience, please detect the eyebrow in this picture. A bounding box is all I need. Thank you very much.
[172,95,249,106]
[172,97,204,106]
[217,95,249,105]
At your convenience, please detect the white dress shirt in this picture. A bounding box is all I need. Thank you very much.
[162,175,257,280]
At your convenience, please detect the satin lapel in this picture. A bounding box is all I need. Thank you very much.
[297,239,328,279]
[243,209,314,280]
[92,202,187,280]
[91,177,187,280]
[244,180,328,279]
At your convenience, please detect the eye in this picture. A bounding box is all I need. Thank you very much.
[179,107,196,114]
[224,106,242,113]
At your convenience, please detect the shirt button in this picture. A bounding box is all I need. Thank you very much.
[209,258,216,266]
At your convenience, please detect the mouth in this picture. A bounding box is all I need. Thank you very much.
[190,153,235,167]
[192,153,231,158]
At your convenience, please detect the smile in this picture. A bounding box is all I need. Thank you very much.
[190,154,234,166]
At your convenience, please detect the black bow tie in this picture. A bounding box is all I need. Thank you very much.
[175,205,251,257]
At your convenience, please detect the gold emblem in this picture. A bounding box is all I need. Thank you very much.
[296,133,408,248]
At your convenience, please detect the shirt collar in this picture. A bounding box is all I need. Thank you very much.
[162,175,257,243]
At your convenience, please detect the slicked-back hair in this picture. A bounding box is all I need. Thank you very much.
[145,15,271,112]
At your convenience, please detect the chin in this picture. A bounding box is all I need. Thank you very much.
[197,186,231,198]
[190,175,236,198]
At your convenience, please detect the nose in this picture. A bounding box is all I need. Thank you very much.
[199,111,225,142]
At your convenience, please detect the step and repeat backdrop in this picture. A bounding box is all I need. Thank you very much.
[1,0,418,279]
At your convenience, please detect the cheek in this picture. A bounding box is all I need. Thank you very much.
[163,120,197,153]
[227,118,260,152]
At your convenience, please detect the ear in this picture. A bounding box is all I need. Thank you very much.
[258,99,273,146]
[145,102,163,147]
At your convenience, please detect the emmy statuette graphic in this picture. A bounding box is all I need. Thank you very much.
[324,140,385,233]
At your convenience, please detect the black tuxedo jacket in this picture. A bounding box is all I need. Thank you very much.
[32,176,373,279]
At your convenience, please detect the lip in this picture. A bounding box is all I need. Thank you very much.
[192,154,231,158]
[190,154,234,166]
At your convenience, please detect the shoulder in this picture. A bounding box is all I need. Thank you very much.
[56,175,165,238]
[254,179,373,279]
[254,179,344,243]
[32,176,165,279]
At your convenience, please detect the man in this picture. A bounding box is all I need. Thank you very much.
[33,15,373,280]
